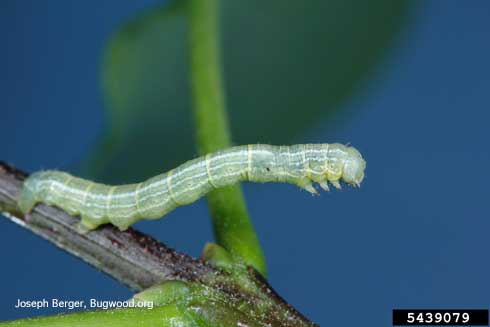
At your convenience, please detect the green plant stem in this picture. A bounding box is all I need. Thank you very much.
[186,0,266,276]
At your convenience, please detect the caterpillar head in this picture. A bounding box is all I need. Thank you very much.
[341,146,366,186]
[307,144,366,190]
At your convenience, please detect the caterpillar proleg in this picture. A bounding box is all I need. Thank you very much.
[18,144,366,231]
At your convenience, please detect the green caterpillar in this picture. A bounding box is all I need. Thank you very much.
[18,144,366,231]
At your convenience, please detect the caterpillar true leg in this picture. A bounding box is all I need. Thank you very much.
[319,181,330,192]
[303,183,319,195]
[331,181,342,190]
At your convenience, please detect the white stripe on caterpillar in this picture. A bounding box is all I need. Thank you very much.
[18,144,366,231]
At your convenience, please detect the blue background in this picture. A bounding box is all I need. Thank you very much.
[1,1,489,325]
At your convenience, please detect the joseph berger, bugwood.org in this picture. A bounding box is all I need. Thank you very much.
[15,298,154,310]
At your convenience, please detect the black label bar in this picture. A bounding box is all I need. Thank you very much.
[393,309,489,326]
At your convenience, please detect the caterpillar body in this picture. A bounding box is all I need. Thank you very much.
[18,144,366,231]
